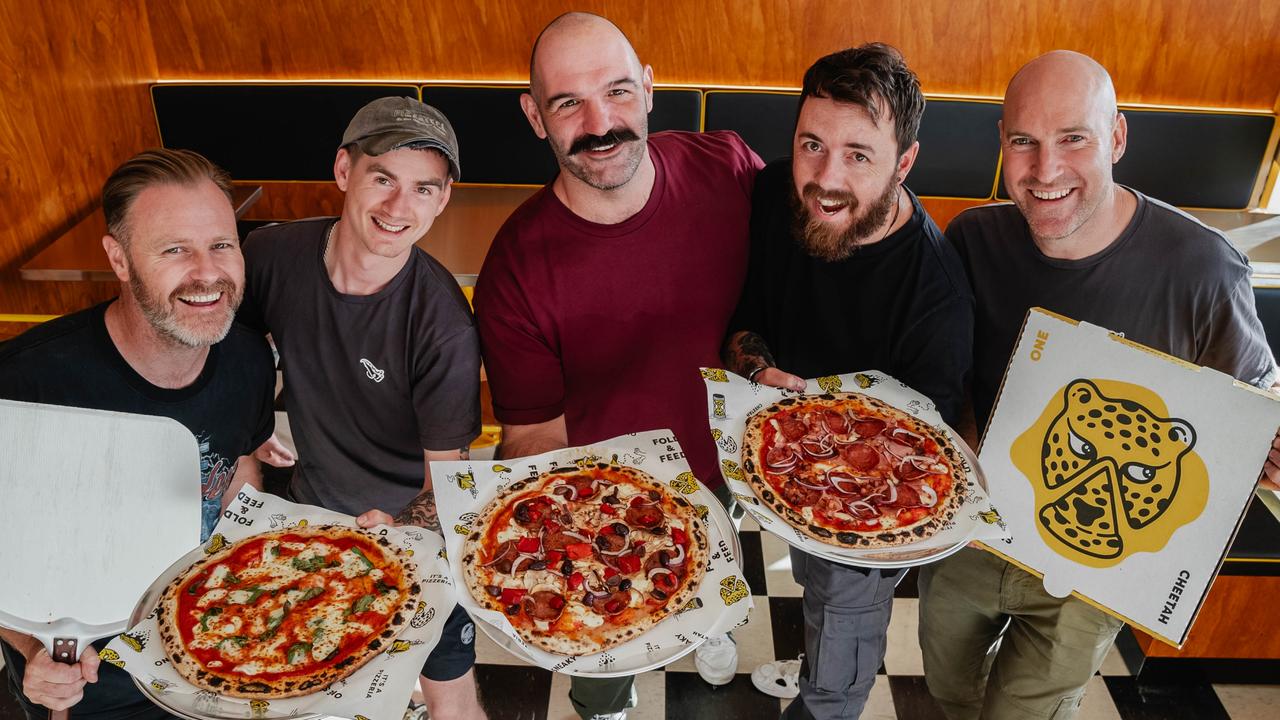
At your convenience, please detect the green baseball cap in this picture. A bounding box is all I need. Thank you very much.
[340,96,461,181]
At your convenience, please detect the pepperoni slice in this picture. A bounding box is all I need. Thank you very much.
[851,418,886,437]
[765,446,798,469]
[896,459,927,482]
[486,540,518,573]
[821,410,848,434]
[590,590,632,616]
[542,530,580,552]
[841,442,880,471]
[523,590,566,621]
[624,505,665,529]
[889,483,922,508]
[567,475,598,499]
[780,417,808,441]
[780,480,822,507]
[594,533,627,553]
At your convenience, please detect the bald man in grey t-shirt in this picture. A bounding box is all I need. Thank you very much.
[916,50,1278,720]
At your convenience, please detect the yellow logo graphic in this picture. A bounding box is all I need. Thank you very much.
[711,428,722,441]
[694,504,709,520]
[701,368,729,382]
[120,631,146,652]
[297,518,309,528]
[731,492,757,506]
[853,373,878,389]
[387,638,425,655]
[453,524,471,535]
[669,472,698,494]
[1012,379,1205,567]
[410,601,435,629]
[817,375,842,393]
[574,453,602,469]
[204,534,228,555]
[720,460,744,482]
[249,699,270,717]
[451,470,476,498]
[678,597,705,614]
[719,576,749,605]
[437,546,448,559]
[99,648,124,669]
[712,393,727,419]
[149,678,173,693]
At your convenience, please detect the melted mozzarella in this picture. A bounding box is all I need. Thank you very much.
[338,548,371,579]
[197,589,227,608]
[565,602,604,628]
[205,564,231,589]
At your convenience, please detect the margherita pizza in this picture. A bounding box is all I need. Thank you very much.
[461,464,709,655]
[156,525,420,698]
[742,393,966,548]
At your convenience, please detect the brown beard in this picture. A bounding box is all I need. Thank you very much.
[790,177,899,261]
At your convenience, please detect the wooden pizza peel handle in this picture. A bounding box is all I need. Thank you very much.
[47,637,78,720]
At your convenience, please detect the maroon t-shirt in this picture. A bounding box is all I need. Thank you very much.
[476,130,762,489]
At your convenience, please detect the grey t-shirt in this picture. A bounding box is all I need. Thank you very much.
[949,189,1277,433]
[240,218,481,516]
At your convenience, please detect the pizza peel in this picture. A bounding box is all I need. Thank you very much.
[0,400,202,719]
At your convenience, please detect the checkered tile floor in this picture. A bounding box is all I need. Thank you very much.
[2,514,1275,720]
[464,514,1279,720]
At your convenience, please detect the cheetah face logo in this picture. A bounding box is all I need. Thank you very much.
[817,375,842,393]
[701,368,729,382]
[1012,379,1207,568]
[669,472,698,494]
[719,576,749,605]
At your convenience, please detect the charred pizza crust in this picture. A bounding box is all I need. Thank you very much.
[461,464,709,655]
[742,392,966,549]
[156,525,420,698]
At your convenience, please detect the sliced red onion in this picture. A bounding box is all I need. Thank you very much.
[881,440,913,459]
[647,567,676,580]
[561,530,589,543]
[800,439,836,459]
[828,474,863,496]
[791,474,831,491]
[481,542,515,567]
[553,484,578,501]
[511,554,534,574]
[904,455,946,474]
[668,543,686,566]
[918,482,938,507]
[890,427,924,445]
[630,494,659,507]
[765,448,800,473]
[598,538,632,556]
[831,434,860,445]
[846,499,876,516]
[885,482,898,503]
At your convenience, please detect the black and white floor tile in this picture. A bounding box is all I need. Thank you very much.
[3,514,1276,720]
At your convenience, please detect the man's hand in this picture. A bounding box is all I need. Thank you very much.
[254,433,296,468]
[1259,429,1280,492]
[754,367,807,392]
[22,644,99,711]
[356,509,396,528]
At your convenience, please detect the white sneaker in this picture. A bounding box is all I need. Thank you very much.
[587,714,626,720]
[751,656,802,699]
[694,633,738,686]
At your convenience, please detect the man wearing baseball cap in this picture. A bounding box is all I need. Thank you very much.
[238,96,486,720]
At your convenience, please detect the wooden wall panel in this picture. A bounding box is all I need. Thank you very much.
[147,0,1280,109]
[0,0,159,315]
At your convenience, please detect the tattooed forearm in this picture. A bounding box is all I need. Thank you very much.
[723,330,777,378]
[395,489,441,532]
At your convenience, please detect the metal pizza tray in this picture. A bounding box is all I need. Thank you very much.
[467,476,744,677]
[741,425,988,569]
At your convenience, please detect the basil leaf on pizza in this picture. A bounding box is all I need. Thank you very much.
[741,392,966,547]
[461,464,709,655]
[156,525,420,698]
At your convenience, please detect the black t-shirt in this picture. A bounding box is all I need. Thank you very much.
[949,190,1278,435]
[239,218,481,516]
[728,159,975,425]
[0,301,274,720]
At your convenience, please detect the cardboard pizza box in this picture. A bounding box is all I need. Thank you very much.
[977,308,1280,648]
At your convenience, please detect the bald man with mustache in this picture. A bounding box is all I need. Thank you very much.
[917,50,1279,720]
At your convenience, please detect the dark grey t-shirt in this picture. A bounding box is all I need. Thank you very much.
[949,189,1277,434]
[240,218,481,516]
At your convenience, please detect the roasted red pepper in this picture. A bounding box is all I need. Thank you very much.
[499,588,527,605]
[599,503,617,516]
[617,555,642,574]
[545,550,564,564]
[603,566,619,579]
[569,571,585,590]
[671,527,688,546]
[565,543,594,560]
[516,537,541,554]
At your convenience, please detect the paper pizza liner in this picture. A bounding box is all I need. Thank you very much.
[703,368,1011,567]
[105,487,455,720]
[433,429,753,677]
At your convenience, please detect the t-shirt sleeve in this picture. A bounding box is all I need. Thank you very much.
[1198,270,1278,388]
[412,325,482,451]
[724,131,765,198]
[894,297,975,427]
[474,244,566,426]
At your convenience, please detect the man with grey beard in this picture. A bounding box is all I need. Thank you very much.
[723,45,972,719]
[0,148,274,720]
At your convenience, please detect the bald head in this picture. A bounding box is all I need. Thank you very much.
[1005,50,1118,131]
[529,12,643,99]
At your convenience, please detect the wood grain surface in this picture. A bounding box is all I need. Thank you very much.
[146,0,1280,109]
[1131,575,1280,658]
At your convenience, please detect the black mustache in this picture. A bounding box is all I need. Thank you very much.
[568,128,641,156]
